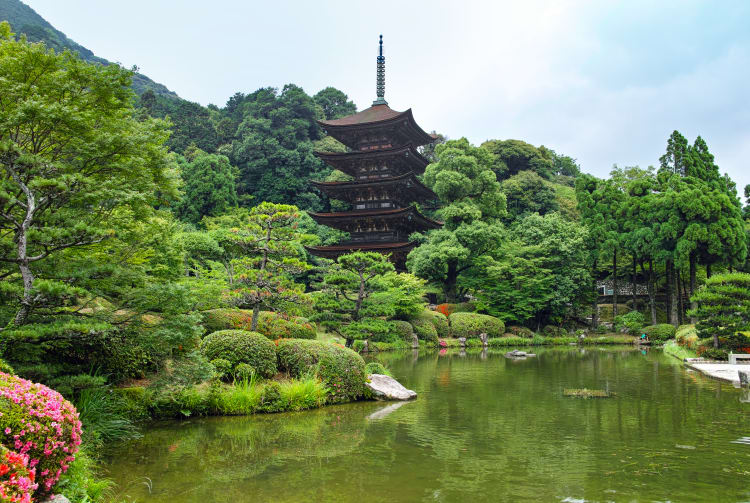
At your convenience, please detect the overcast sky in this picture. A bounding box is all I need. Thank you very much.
[23,0,750,193]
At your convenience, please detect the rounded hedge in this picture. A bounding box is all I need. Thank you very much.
[411,319,438,344]
[201,309,315,340]
[392,321,415,343]
[0,372,82,497]
[643,324,677,342]
[507,326,534,338]
[449,312,505,339]
[200,330,277,378]
[276,339,366,404]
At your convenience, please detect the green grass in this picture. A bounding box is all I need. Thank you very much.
[212,377,263,415]
[663,340,698,361]
[277,377,328,411]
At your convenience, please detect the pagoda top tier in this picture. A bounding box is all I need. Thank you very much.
[318,104,435,151]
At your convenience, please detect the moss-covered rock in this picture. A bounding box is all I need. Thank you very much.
[200,330,277,378]
[449,312,505,339]
[276,339,366,403]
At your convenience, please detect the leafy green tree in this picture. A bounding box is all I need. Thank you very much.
[213,203,311,331]
[230,85,328,210]
[0,23,175,325]
[501,170,558,221]
[481,139,554,180]
[689,273,750,349]
[175,152,238,224]
[472,213,591,326]
[312,252,396,347]
[407,138,507,302]
[313,87,356,120]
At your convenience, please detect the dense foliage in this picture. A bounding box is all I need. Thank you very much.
[200,330,277,378]
[689,273,750,349]
[449,313,505,339]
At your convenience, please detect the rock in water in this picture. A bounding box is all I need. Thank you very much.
[366,374,417,401]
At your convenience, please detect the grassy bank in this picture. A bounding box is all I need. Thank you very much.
[663,340,698,361]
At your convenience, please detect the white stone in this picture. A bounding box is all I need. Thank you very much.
[366,374,417,401]
[44,496,71,503]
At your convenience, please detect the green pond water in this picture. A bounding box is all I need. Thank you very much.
[105,347,750,502]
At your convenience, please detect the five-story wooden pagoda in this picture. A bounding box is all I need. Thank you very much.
[307,35,441,268]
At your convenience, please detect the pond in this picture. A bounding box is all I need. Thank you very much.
[105,347,750,502]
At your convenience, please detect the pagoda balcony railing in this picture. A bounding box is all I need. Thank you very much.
[353,201,396,210]
[346,232,408,243]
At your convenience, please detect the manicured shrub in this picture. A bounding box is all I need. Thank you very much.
[201,309,315,340]
[0,444,36,502]
[392,320,415,343]
[258,381,282,412]
[0,372,82,496]
[643,324,677,342]
[276,339,366,403]
[507,326,534,338]
[210,358,233,381]
[410,319,438,344]
[234,363,255,381]
[435,303,455,317]
[409,310,449,338]
[200,330,277,378]
[449,312,505,339]
[365,362,391,376]
[0,360,13,375]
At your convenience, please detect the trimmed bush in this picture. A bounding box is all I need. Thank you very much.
[200,330,277,378]
[410,310,448,338]
[614,311,645,336]
[276,339,366,404]
[201,309,315,340]
[411,319,438,344]
[0,372,82,497]
[0,359,13,375]
[0,444,36,502]
[234,363,255,381]
[392,321,415,343]
[507,326,534,338]
[643,324,677,342]
[210,358,233,380]
[449,312,505,339]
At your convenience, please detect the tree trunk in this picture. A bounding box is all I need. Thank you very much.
[250,227,273,332]
[689,254,698,323]
[591,258,599,328]
[667,260,679,327]
[631,256,638,311]
[706,263,712,279]
[612,250,618,318]
[646,259,657,325]
[12,171,38,326]
[677,270,684,326]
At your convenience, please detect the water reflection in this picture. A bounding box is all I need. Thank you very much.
[106,347,750,503]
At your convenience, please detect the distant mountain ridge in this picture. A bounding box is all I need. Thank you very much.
[0,0,178,98]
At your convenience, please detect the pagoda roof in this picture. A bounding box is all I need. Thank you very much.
[310,172,437,202]
[318,105,435,149]
[315,144,430,175]
[309,206,442,228]
[305,241,415,253]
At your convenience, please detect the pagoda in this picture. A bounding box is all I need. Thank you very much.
[307,35,441,269]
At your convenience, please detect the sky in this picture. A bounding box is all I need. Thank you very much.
[23,0,750,193]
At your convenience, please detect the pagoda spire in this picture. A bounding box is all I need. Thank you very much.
[372,35,388,106]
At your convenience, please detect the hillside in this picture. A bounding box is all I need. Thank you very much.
[0,0,177,97]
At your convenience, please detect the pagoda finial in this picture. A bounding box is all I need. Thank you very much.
[372,34,388,106]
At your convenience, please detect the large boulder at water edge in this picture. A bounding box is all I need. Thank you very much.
[365,374,417,401]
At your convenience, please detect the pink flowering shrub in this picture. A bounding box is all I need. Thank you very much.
[0,444,37,503]
[0,372,82,497]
